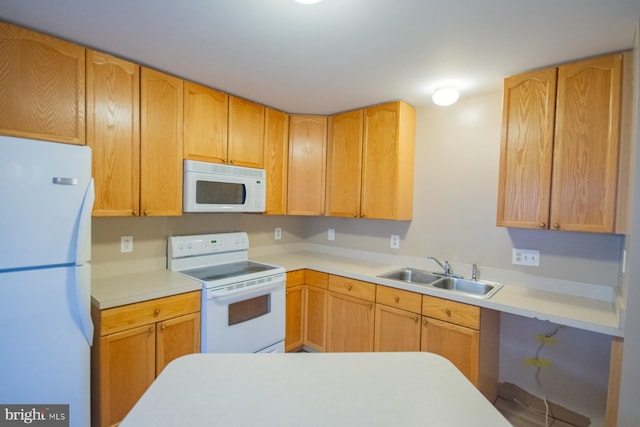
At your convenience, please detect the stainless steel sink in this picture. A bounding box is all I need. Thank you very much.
[432,277,503,299]
[378,268,503,299]
[377,268,442,285]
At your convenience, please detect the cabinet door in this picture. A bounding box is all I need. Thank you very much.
[264,108,289,215]
[374,304,421,352]
[287,115,327,215]
[421,317,479,385]
[325,109,363,217]
[304,285,327,352]
[361,101,415,220]
[551,54,622,233]
[183,81,228,163]
[285,285,304,352]
[87,50,140,216]
[228,96,265,168]
[156,312,201,376]
[98,324,155,427]
[496,68,557,229]
[0,22,85,145]
[326,292,374,352]
[140,68,183,216]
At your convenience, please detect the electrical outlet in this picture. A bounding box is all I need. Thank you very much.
[328,228,335,241]
[512,248,540,266]
[121,236,133,253]
[390,234,400,249]
[274,227,282,240]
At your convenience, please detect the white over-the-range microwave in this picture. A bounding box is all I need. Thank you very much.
[183,160,266,213]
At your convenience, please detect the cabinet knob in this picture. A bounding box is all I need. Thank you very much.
[538,222,546,228]
[148,327,154,334]
[552,223,560,229]
[414,316,419,322]
[143,210,150,216]
[347,285,352,291]
[161,324,166,331]
[154,309,160,316]
[423,319,428,325]
[368,304,373,310]
[394,296,400,303]
[445,309,451,316]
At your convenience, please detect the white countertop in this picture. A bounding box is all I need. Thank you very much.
[120,352,511,427]
[91,249,622,336]
[91,269,201,309]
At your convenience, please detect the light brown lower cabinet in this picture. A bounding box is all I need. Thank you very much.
[285,270,305,352]
[303,271,328,351]
[421,295,500,402]
[374,285,422,351]
[91,291,200,427]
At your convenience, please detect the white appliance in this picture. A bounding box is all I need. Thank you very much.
[183,160,266,213]
[0,135,94,427]
[168,232,285,353]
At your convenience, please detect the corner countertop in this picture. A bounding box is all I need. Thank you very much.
[91,249,622,336]
[120,352,511,427]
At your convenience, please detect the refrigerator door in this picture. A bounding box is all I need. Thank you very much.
[0,135,92,271]
[0,266,91,427]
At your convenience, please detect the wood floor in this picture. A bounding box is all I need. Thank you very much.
[495,398,577,427]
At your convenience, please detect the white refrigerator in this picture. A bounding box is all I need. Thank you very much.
[0,135,94,427]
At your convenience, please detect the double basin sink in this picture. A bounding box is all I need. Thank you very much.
[377,268,503,299]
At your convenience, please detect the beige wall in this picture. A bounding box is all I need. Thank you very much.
[306,90,624,287]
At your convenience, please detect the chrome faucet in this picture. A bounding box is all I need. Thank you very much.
[427,256,463,278]
[471,263,478,281]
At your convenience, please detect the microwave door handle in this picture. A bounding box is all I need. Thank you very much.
[207,280,283,304]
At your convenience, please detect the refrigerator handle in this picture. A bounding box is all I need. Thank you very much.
[74,265,94,346]
[76,178,95,265]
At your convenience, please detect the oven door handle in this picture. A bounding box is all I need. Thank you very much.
[206,279,283,304]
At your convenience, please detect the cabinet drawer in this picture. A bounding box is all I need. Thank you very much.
[286,270,306,288]
[376,285,422,314]
[306,270,329,289]
[328,275,376,301]
[422,295,479,330]
[99,291,201,336]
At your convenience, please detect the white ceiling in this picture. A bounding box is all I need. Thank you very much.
[1,0,639,114]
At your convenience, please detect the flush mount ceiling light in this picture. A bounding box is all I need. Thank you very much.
[294,0,323,4]
[432,87,460,106]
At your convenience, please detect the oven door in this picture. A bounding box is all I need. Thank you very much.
[202,273,285,353]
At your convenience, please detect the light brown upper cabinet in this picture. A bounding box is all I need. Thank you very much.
[287,115,328,215]
[497,53,626,233]
[325,109,364,217]
[140,67,184,216]
[0,21,85,145]
[264,108,290,215]
[228,96,265,168]
[86,51,140,216]
[361,101,416,220]
[183,82,228,163]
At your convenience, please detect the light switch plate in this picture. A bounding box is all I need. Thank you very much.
[274,227,282,240]
[512,248,539,266]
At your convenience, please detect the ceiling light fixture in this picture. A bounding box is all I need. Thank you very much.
[432,87,460,106]
[294,0,323,4]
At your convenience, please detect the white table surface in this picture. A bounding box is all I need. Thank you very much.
[120,352,511,427]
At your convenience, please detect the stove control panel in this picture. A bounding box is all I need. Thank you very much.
[168,232,250,259]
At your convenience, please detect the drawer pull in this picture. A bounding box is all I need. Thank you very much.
[445,309,451,316]
[347,285,352,291]
[394,296,400,303]
[154,309,160,316]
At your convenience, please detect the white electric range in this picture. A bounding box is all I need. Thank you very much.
[168,232,286,353]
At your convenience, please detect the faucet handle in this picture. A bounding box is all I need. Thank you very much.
[471,263,478,281]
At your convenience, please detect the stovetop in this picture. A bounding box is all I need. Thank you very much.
[179,260,280,283]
